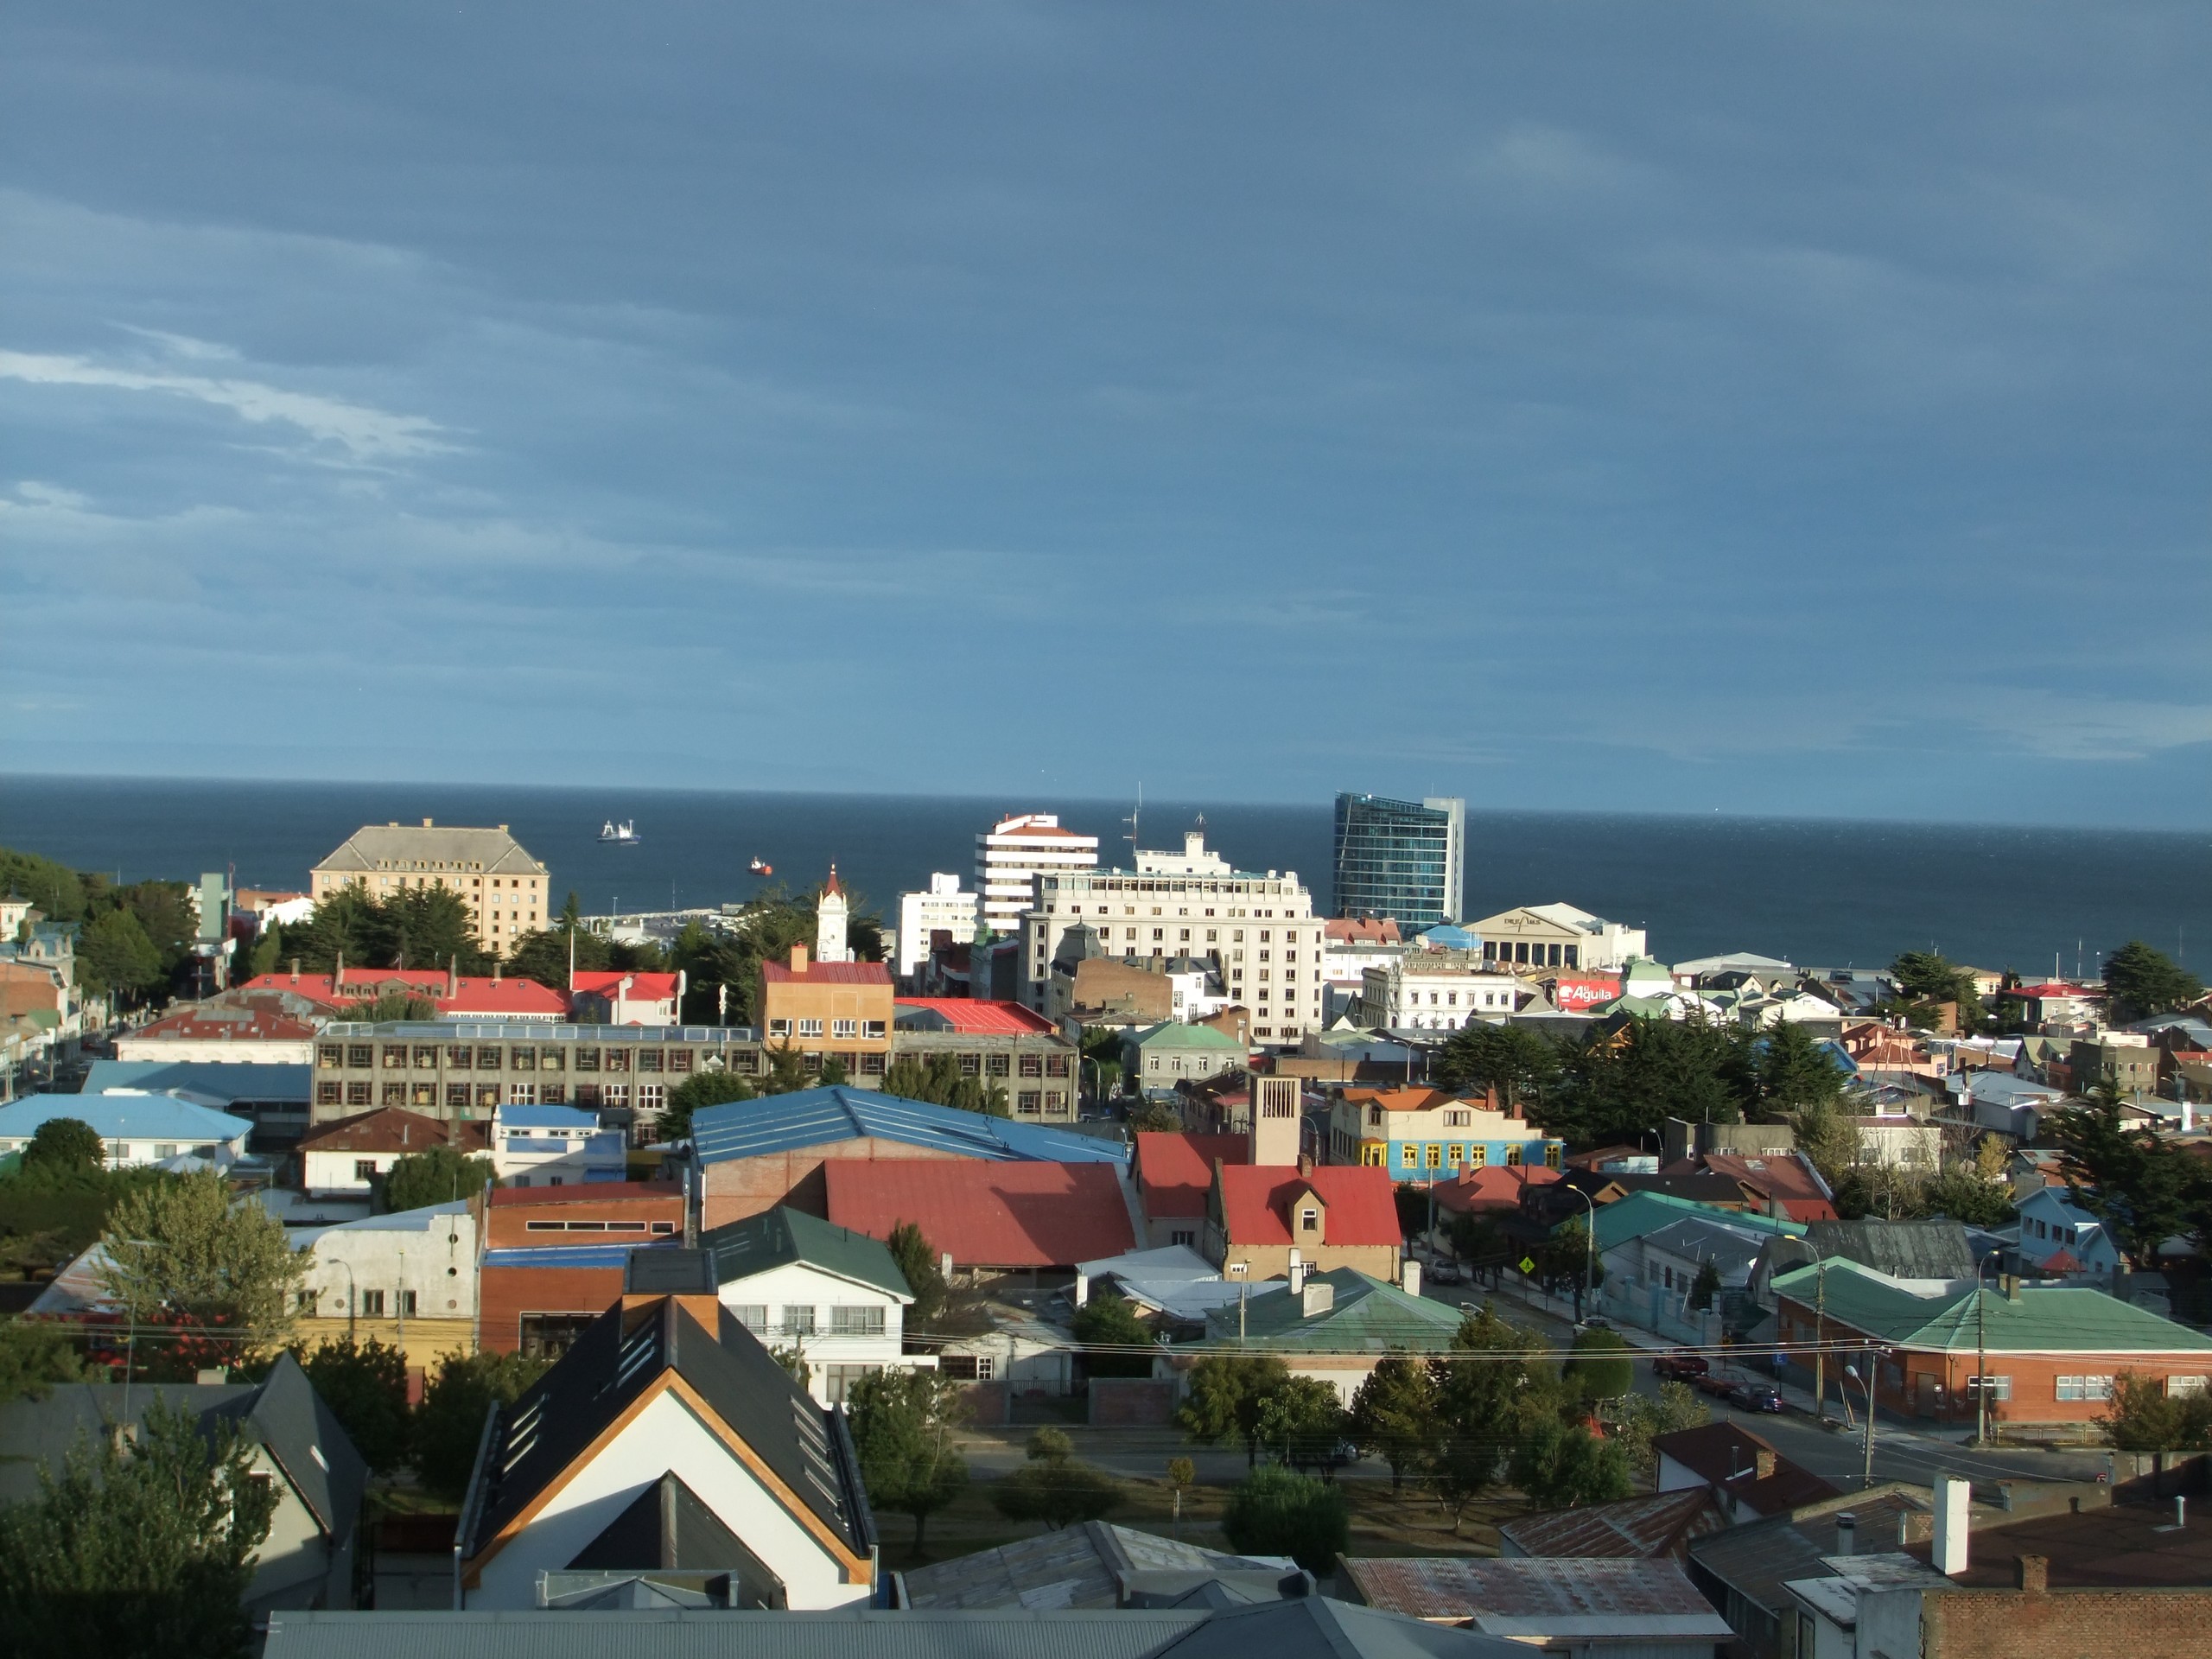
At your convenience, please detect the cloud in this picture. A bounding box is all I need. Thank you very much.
[1968,693,2212,763]
[0,346,451,463]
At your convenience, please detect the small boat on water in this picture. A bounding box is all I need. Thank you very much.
[749,855,773,874]
[600,819,643,845]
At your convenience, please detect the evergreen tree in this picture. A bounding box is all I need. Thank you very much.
[75,908,166,1002]
[382,1145,496,1213]
[886,1222,947,1327]
[2103,940,2203,1021]
[1071,1291,1155,1379]
[659,1068,756,1141]
[2048,1088,2210,1265]
[847,1368,969,1554]
[20,1119,103,1179]
[1221,1466,1349,1574]
[412,1350,550,1502]
[1755,1022,1847,1116]
[1348,1352,1439,1492]
[1177,1353,1293,1469]
[1433,1023,1561,1113]
[0,1319,84,1403]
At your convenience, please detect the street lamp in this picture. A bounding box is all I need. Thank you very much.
[1842,1351,1878,1486]
[1564,1184,1597,1324]
[1973,1248,2003,1446]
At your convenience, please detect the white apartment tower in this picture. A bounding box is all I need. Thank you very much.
[895,874,980,981]
[975,813,1099,938]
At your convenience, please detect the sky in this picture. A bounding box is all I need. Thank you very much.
[2,3,2207,826]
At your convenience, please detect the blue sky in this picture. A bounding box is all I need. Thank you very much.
[3,3,2206,826]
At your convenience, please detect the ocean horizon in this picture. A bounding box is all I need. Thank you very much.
[2,772,2205,980]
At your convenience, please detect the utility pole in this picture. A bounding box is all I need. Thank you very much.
[1863,1345,1878,1485]
[1812,1253,1828,1422]
[1974,1249,1999,1446]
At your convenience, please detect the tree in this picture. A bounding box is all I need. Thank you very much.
[20,1119,103,1180]
[1791,1101,1864,1187]
[0,1398,275,1658]
[1509,1420,1631,1509]
[94,1171,308,1357]
[1348,1353,1439,1492]
[1220,1466,1349,1574]
[0,845,88,923]
[1606,1380,1710,1476]
[1681,1259,1720,1312]
[1255,1375,1351,1476]
[2101,1370,2212,1454]
[1166,1456,1196,1527]
[412,1350,550,1502]
[660,1068,756,1141]
[847,1368,969,1554]
[1178,1353,1293,1469]
[988,1428,1123,1530]
[1562,1327,1634,1404]
[0,1319,84,1403]
[74,908,166,1002]
[1891,951,1982,1025]
[382,1145,496,1214]
[342,990,440,1023]
[1427,1304,1535,1531]
[293,1337,410,1473]
[287,887,493,976]
[1393,1183,1433,1243]
[1541,1016,1754,1146]
[2048,1089,2210,1265]
[1127,1100,1181,1132]
[1921,1162,2017,1228]
[1434,1023,1561,1113]
[1447,1211,1503,1270]
[1543,1218,1603,1318]
[1071,1292,1155,1379]
[2104,941,2202,1022]
[1755,1023,1847,1117]
[761,1042,811,1096]
[886,1222,947,1327]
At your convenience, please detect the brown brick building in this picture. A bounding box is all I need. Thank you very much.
[475,1182,683,1355]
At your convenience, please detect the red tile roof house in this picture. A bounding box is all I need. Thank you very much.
[297,1106,489,1198]
[241,963,569,1020]
[1668,1150,1839,1223]
[1132,1131,1250,1251]
[568,970,682,1026]
[823,1159,1135,1285]
[1205,1154,1401,1284]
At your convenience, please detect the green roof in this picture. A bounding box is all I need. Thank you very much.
[1198,1269,1465,1353]
[1770,1260,2212,1355]
[1586,1191,1806,1253]
[1129,1022,1243,1052]
[699,1205,913,1300]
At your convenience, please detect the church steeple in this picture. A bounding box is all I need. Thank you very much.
[815,864,853,964]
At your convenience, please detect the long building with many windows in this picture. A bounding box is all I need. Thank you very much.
[1332,793,1465,927]
[975,812,1098,937]
[308,818,550,958]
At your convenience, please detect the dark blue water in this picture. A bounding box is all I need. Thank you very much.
[1,775,2205,976]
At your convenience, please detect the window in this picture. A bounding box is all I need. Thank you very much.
[768,1019,792,1037]
[861,1052,887,1075]
[1401,1145,1417,1168]
[475,1084,501,1108]
[959,1054,981,1077]
[1017,1091,1042,1115]
[347,1045,373,1068]
[318,1045,343,1069]
[729,1305,768,1332]
[446,1084,470,1109]
[316,1081,342,1105]
[359,1289,385,1317]
[400,1290,418,1316]
[1445,1109,1471,1127]
[477,1047,502,1070]
[831,1019,857,1039]
[987,1053,1011,1077]
[540,1084,566,1105]
[512,1047,536,1072]
[354,1160,378,1182]
[1446,1143,1464,1165]
[346,1082,372,1106]
[377,1082,402,1106]
[2055,1375,2111,1402]
[447,1046,473,1069]
[1504,1144,1522,1166]
[797,1018,823,1038]
[2168,1376,2209,1398]
[830,1306,886,1338]
[1046,1054,1069,1077]
[541,1047,566,1071]
[1468,1144,1488,1167]
[603,1048,630,1072]
[1968,1374,2013,1401]
[1300,1207,1319,1232]
[862,1020,887,1039]
[637,1049,664,1072]
[637,1084,664,1112]
[382,1045,407,1068]
[1018,1053,1044,1077]
[296,1289,320,1314]
[783,1306,817,1336]
[413,1045,439,1069]
[939,1355,993,1381]
[1425,1143,1443,1168]
[575,1046,601,1071]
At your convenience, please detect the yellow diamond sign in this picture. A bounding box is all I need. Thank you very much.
[1518,1256,1537,1275]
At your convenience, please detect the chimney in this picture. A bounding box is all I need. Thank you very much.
[423,817,433,828]
[1401,1258,1421,1299]
[1755,1449,1777,1480]
[1933,1474,1970,1574]
[2013,1554,2047,1594]
[334,951,345,991]
[791,943,810,974]
[493,960,501,982]
[448,956,458,999]
[1287,1250,1307,1297]
[1297,1149,1314,1178]
[1300,1279,1336,1318]
[1834,1512,1856,1556]
[289,957,299,986]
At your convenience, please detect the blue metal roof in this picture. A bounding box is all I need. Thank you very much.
[495,1105,602,1130]
[81,1059,311,1104]
[482,1242,677,1269]
[689,1085,1128,1168]
[0,1091,256,1145]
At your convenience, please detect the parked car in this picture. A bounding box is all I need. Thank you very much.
[1728,1382,1786,1413]
[1692,1370,1738,1397]
[1427,1261,1464,1286]
[1653,1351,1710,1382]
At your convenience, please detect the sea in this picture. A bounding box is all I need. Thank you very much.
[1,775,2206,977]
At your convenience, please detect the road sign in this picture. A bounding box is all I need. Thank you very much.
[1517,1256,1536,1275]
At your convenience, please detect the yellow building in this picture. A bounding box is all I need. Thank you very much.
[309,819,550,958]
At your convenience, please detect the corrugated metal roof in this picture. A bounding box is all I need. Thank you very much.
[1497,1486,1729,1560]
[1770,1259,2212,1353]
[83,1058,312,1102]
[690,1086,1127,1167]
[1339,1556,1732,1634]
[825,1160,1134,1268]
[1199,1269,1462,1353]
[701,1205,912,1300]
[894,998,1058,1035]
[0,1090,255,1144]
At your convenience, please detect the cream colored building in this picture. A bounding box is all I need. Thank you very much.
[1023,831,1325,1046]
[290,1198,480,1368]
[309,819,550,957]
[1468,902,1647,972]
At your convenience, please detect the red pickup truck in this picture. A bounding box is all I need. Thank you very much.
[1652,1351,1710,1382]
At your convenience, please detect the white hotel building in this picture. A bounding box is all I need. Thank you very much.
[1021,831,1325,1046]
[894,872,981,981]
[975,813,1099,938]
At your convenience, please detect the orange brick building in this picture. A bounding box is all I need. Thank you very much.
[475,1181,683,1355]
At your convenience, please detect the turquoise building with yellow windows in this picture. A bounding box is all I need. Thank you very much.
[1324,1084,1563,1181]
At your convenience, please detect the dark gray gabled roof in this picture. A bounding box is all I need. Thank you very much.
[567,1471,750,1573]
[220,1350,369,1548]
[260,1602,1532,1659]
[1796,1218,1975,1280]
[461,1297,874,1563]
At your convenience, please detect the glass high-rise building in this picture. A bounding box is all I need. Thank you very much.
[1332,793,1465,926]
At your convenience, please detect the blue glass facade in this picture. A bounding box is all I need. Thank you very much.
[1331,793,1465,925]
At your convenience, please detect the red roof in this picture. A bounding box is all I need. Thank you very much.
[132,1006,321,1042]
[570,971,681,1000]
[2011,982,2101,999]
[1432,1162,1562,1216]
[823,1160,1134,1268]
[299,1108,488,1154]
[238,970,567,1017]
[893,998,1056,1036]
[1135,1132,1250,1219]
[761,960,892,986]
[1694,1152,1839,1224]
[1216,1163,1400,1248]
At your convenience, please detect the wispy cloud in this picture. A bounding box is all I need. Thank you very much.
[0,346,451,463]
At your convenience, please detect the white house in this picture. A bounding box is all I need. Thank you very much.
[700,1205,915,1407]
[454,1270,879,1611]
[297,1105,489,1198]
[569,971,682,1027]
[289,1200,480,1370]
[0,1090,253,1167]
[2016,1185,2122,1275]
[1355,957,1523,1032]
[489,1103,627,1186]
[896,874,979,982]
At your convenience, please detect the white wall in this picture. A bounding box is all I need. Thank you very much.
[113,1035,317,1064]
[717,1260,909,1406]
[295,1204,480,1325]
[467,1386,870,1611]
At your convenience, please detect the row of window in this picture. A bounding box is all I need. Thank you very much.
[1484,940,1580,968]
[521,1218,677,1234]
[1365,1106,1480,1127]
[1402,988,1510,1008]
[1357,1141,1561,1170]
[320,1079,671,1110]
[766,1019,888,1040]
[728,1305,887,1338]
[320,1044,696,1073]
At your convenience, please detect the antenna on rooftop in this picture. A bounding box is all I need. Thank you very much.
[1124,784,1142,862]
